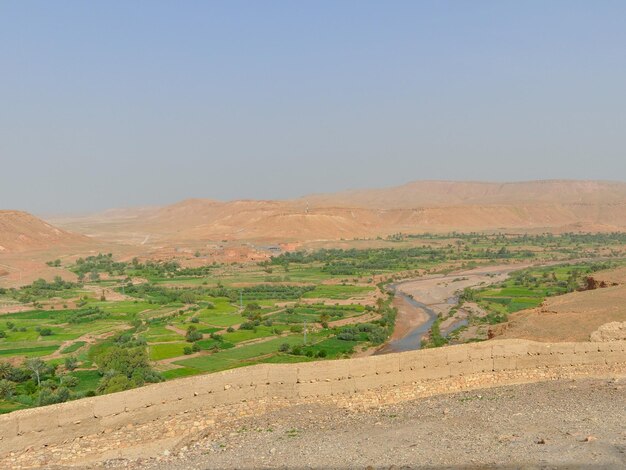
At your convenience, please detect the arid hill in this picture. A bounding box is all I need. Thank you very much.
[303,179,626,208]
[0,211,89,253]
[49,180,626,245]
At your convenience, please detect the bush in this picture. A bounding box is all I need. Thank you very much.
[38,386,71,406]
[316,350,327,358]
[185,326,203,342]
[226,327,235,333]
[39,328,53,336]
[60,375,79,387]
[64,357,78,371]
[190,317,200,323]
[183,347,193,355]
[278,343,290,353]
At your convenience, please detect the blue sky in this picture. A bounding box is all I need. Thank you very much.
[1,1,625,214]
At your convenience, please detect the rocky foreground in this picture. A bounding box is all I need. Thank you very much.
[69,377,625,469]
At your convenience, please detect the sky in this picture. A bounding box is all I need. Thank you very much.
[1,1,626,214]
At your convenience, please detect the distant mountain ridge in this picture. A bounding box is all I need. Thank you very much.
[302,180,626,208]
[47,180,626,244]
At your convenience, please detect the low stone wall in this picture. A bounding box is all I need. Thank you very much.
[1,339,625,458]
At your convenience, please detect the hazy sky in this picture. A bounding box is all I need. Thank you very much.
[2,1,625,214]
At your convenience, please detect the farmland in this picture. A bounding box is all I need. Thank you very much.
[0,232,625,414]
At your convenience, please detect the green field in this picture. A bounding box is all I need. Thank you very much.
[302,284,373,299]
[0,233,624,414]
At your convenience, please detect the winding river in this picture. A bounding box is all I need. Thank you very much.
[375,262,546,354]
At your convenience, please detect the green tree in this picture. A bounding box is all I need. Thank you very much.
[94,345,162,394]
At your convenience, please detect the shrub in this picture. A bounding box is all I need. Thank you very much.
[64,357,78,371]
[278,343,290,353]
[185,326,203,342]
[60,375,79,387]
[183,347,193,355]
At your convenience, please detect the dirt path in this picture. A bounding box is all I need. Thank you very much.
[42,326,131,360]
[327,311,381,328]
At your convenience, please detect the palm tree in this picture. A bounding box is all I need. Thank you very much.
[0,379,16,399]
[0,362,13,380]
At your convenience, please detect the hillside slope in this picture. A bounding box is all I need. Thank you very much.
[0,210,89,253]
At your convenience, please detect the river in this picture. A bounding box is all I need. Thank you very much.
[375,262,546,354]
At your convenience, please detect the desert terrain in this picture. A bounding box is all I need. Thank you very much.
[98,378,626,470]
[1,180,626,469]
[49,180,626,246]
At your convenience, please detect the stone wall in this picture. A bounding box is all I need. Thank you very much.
[1,339,625,457]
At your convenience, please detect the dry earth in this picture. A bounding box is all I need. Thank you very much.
[58,377,626,470]
[493,267,626,342]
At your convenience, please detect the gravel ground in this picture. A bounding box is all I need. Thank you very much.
[93,377,626,470]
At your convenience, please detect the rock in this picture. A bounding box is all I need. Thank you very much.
[590,322,626,342]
